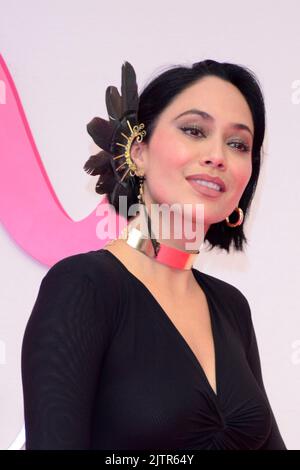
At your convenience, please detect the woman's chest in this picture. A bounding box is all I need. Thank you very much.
[94,292,272,450]
[145,282,217,395]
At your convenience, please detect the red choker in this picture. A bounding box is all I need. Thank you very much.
[122,225,201,270]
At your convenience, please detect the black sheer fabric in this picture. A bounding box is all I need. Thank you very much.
[21,249,286,450]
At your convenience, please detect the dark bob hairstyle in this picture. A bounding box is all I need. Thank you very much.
[107,59,265,253]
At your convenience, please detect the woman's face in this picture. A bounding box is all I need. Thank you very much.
[132,75,254,232]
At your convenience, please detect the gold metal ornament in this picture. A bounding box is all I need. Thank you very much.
[225,207,244,227]
[137,174,145,204]
[113,120,147,183]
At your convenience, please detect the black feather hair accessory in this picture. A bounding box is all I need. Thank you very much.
[83,61,147,202]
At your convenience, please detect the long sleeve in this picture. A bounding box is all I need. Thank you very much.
[21,256,113,449]
[244,302,287,450]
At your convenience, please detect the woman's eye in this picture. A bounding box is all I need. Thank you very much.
[180,126,205,138]
[228,141,251,153]
[180,126,251,153]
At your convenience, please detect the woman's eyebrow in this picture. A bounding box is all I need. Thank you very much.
[174,108,253,137]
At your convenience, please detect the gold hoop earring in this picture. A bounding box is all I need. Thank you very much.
[225,207,244,227]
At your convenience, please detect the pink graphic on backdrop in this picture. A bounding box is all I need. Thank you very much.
[0,54,127,267]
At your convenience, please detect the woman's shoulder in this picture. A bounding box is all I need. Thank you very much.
[25,249,125,343]
[42,248,127,293]
[193,267,253,333]
[193,268,250,306]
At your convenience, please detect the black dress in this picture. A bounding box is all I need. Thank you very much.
[21,249,287,450]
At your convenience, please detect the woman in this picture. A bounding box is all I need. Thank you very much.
[21,60,287,450]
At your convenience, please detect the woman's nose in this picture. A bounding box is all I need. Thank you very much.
[200,140,227,169]
[202,156,226,169]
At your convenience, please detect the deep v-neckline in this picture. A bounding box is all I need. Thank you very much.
[100,249,219,399]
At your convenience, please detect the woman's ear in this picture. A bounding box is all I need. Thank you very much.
[130,140,148,174]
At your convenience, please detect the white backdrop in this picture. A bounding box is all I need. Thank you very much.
[0,0,299,450]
